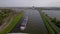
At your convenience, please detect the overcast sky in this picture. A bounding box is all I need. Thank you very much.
[0,0,60,7]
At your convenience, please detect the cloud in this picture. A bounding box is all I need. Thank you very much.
[34,0,60,7]
[0,0,33,7]
[0,0,60,7]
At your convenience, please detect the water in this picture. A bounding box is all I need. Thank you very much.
[24,9,48,34]
[42,10,60,20]
[9,8,48,34]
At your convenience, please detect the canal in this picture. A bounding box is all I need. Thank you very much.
[10,9,49,34]
[24,9,48,34]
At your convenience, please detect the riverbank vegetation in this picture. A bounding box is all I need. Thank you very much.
[0,9,13,26]
[39,11,55,34]
[45,13,60,28]
[37,9,60,34]
[0,9,24,34]
[51,17,60,28]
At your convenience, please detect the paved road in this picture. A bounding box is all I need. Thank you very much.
[24,9,49,34]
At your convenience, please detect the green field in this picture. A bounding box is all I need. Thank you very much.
[39,11,56,34]
[0,11,24,34]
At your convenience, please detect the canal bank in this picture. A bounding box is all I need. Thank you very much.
[24,9,48,34]
[9,9,49,34]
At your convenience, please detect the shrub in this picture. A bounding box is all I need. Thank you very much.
[0,9,12,25]
[51,17,60,28]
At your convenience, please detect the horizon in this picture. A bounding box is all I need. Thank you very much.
[0,0,60,7]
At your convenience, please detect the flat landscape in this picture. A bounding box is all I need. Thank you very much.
[0,7,60,34]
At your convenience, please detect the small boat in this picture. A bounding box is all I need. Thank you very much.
[20,16,28,31]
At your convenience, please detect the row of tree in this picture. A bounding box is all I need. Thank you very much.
[51,17,60,28]
[45,13,60,28]
[0,9,13,25]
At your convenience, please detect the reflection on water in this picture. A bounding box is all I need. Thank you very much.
[42,10,60,20]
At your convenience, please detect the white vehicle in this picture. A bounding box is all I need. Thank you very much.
[20,16,28,31]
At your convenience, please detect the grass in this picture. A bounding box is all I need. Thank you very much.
[50,17,60,28]
[0,11,24,34]
[37,9,60,34]
[46,15,60,33]
[40,11,60,34]
[39,11,56,34]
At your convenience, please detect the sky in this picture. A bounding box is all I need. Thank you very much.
[0,0,60,7]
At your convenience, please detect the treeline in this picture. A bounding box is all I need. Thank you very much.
[0,9,13,25]
[45,13,60,28]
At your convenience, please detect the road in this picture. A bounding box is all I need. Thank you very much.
[10,9,49,34]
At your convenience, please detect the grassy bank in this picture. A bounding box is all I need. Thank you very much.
[39,11,56,34]
[46,14,60,34]
[0,11,24,34]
